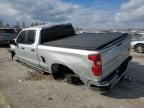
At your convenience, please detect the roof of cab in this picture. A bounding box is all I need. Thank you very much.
[27,23,72,30]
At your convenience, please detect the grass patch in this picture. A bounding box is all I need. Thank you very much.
[0,92,10,108]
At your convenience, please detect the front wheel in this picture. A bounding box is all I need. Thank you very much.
[134,44,144,53]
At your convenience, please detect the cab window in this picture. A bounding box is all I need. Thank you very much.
[17,31,26,44]
[26,30,36,44]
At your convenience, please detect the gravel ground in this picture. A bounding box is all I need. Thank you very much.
[0,48,144,108]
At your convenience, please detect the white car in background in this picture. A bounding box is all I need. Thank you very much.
[131,40,144,53]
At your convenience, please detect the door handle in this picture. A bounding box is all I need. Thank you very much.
[31,49,35,52]
[21,47,25,50]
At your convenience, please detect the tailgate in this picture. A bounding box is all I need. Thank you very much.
[100,35,130,80]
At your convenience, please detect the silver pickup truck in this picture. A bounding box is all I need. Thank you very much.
[10,24,132,90]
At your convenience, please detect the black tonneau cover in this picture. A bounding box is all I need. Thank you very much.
[42,33,128,50]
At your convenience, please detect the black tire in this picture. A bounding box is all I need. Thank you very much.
[134,44,144,53]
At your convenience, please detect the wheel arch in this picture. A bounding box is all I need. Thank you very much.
[134,43,144,47]
[51,63,76,79]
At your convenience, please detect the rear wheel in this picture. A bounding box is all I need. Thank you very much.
[134,44,144,53]
[64,74,83,85]
[51,64,83,85]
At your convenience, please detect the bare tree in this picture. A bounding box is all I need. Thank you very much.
[42,23,44,25]
[22,22,26,28]
[14,22,21,29]
[34,22,38,26]
[41,22,46,25]
[5,23,10,28]
[31,22,35,27]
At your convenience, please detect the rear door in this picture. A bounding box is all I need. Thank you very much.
[24,30,39,67]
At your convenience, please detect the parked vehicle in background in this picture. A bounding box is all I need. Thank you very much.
[131,40,144,53]
[130,32,144,53]
[0,28,21,45]
[10,24,132,90]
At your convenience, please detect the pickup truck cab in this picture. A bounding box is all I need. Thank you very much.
[10,24,132,90]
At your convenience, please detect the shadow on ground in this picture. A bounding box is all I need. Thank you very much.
[103,61,144,99]
[25,71,52,81]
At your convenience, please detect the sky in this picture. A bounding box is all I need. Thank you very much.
[0,0,144,29]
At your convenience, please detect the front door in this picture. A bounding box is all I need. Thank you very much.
[24,30,39,67]
[16,30,27,62]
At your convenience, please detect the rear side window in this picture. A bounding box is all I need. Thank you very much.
[17,31,26,44]
[26,30,36,44]
[40,24,75,44]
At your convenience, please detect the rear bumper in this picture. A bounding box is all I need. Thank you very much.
[87,56,132,90]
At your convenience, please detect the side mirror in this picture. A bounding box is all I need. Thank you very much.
[9,40,17,46]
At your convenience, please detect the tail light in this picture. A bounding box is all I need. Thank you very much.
[88,54,102,76]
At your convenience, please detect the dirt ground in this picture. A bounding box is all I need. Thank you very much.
[0,48,144,108]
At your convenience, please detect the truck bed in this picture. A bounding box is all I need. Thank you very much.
[42,33,128,50]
